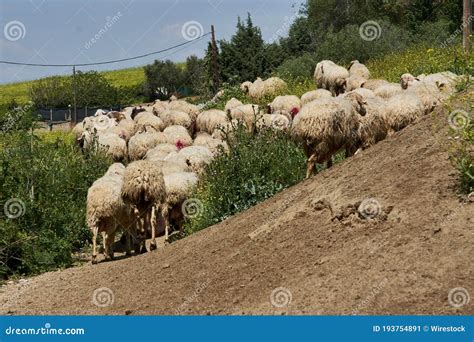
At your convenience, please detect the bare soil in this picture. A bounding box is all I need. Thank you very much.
[1,92,472,315]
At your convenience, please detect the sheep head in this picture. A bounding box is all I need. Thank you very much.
[335,78,347,96]
[400,73,419,90]
[345,92,367,116]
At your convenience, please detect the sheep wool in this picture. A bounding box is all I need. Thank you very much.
[128,131,168,161]
[134,111,165,132]
[163,125,193,147]
[301,89,332,106]
[224,98,243,113]
[196,109,229,134]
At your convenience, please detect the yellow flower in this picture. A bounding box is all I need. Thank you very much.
[427,48,434,53]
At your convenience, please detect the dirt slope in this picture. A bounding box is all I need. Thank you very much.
[1,95,472,315]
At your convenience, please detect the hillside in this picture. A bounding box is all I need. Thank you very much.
[0,88,472,315]
[0,66,145,106]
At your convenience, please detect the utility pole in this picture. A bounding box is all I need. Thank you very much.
[210,25,220,93]
[72,65,77,126]
[463,0,472,55]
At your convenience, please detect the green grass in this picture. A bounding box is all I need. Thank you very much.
[0,66,146,107]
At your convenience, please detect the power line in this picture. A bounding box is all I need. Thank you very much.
[0,32,211,67]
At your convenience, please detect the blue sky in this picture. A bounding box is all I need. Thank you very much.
[0,0,303,84]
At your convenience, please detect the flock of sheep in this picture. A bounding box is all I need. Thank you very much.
[72,58,463,263]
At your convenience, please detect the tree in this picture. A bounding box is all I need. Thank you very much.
[143,60,185,100]
[218,14,267,84]
[184,55,209,96]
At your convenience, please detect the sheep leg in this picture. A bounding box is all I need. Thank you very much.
[327,158,333,169]
[125,232,132,257]
[306,154,318,179]
[104,230,116,261]
[162,206,170,244]
[149,207,157,251]
[91,226,99,264]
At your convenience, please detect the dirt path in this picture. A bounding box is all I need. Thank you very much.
[1,96,472,315]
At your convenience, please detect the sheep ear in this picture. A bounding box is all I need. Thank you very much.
[348,60,355,69]
[415,77,420,81]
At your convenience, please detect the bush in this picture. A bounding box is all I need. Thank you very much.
[184,123,306,234]
[367,44,474,82]
[0,127,110,278]
[144,59,185,100]
[445,89,474,195]
[276,53,317,80]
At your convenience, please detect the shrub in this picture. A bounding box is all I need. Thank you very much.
[367,44,473,82]
[0,128,110,278]
[143,59,185,100]
[184,123,306,234]
[276,53,317,80]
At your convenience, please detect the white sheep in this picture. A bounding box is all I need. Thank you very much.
[385,93,425,134]
[134,111,164,132]
[97,133,128,162]
[178,145,214,174]
[121,160,166,251]
[257,114,291,131]
[161,172,198,240]
[229,104,261,132]
[196,109,229,135]
[163,125,193,147]
[348,60,370,79]
[301,89,332,106]
[314,60,349,96]
[193,132,228,155]
[224,98,243,113]
[87,163,137,263]
[292,92,367,178]
[166,100,201,122]
[145,143,179,161]
[240,81,253,93]
[373,82,404,99]
[268,95,301,118]
[160,110,192,132]
[361,79,389,91]
[355,96,389,150]
[128,130,168,161]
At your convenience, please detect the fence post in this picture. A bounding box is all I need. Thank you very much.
[85,105,88,117]
[49,109,53,131]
